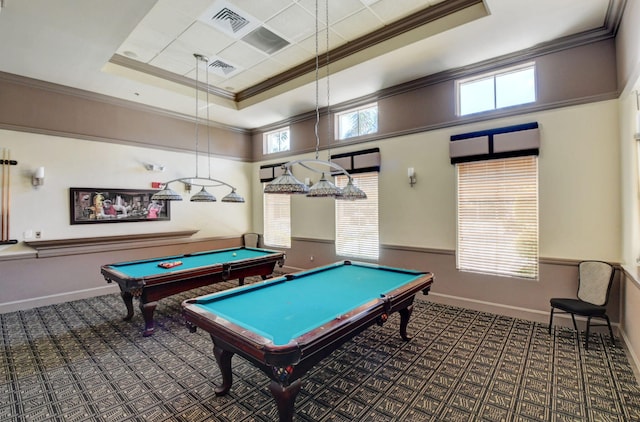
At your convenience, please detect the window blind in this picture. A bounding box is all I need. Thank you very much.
[263,188,291,248]
[457,156,538,279]
[335,173,379,260]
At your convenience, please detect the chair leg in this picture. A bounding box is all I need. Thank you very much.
[585,316,592,350]
[568,313,579,344]
[548,308,555,334]
[604,315,615,346]
[570,314,578,332]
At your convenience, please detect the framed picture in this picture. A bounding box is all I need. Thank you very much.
[70,188,170,224]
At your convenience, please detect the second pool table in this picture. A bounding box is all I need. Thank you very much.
[182,260,434,421]
[101,246,285,336]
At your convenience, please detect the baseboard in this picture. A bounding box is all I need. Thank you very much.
[0,284,119,314]
[619,329,640,382]
[423,292,621,333]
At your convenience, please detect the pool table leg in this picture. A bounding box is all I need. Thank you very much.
[120,291,135,321]
[399,305,414,341]
[213,344,234,395]
[269,379,302,422]
[140,300,157,337]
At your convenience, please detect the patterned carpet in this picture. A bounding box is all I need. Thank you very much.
[1,278,639,422]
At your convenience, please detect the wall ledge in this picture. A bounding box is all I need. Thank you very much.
[23,230,201,258]
[622,264,640,289]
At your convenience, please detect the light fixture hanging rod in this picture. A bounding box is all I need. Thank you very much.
[283,159,352,178]
[161,177,238,189]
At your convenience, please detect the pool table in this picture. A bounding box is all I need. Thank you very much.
[182,260,433,422]
[101,246,285,336]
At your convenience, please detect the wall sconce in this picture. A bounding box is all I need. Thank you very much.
[408,167,416,187]
[32,167,44,187]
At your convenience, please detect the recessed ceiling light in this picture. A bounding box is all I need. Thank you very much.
[123,50,138,59]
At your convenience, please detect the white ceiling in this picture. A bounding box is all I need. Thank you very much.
[0,0,614,130]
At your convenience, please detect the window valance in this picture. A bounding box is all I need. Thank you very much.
[330,148,381,175]
[450,122,539,164]
[259,162,286,183]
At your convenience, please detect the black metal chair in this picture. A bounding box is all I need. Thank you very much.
[548,260,615,350]
[242,233,261,248]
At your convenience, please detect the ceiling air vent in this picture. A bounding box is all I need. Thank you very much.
[212,8,250,34]
[242,27,289,55]
[208,59,238,77]
[199,1,259,39]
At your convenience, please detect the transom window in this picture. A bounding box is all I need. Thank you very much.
[336,104,378,140]
[263,127,290,154]
[457,63,536,116]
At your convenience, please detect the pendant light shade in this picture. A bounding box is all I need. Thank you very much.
[306,173,342,197]
[264,168,309,194]
[151,187,183,201]
[190,187,216,202]
[222,189,245,203]
[338,177,367,200]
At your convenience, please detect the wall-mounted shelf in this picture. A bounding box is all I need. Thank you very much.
[24,230,199,257]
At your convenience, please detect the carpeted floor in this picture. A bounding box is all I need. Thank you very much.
[1,278,639,421]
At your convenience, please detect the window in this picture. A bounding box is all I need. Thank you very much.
[336,103,378,140]
[264,127,290,154]
[458,64,536,116]
[335,172,379,259]
[456,156,538,279]
[263,189,291,248]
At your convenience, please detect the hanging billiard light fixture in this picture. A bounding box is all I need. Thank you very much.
[152,54,245,203]
[263,0,366,201]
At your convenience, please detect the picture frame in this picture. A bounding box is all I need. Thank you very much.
[70,188,170,224]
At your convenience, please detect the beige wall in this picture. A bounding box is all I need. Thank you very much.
[0,129,253,243]
[253,101,621,262]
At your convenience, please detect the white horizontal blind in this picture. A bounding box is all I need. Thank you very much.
[335,173,379,259]
[263,189,291,248]
[457,156,538,279]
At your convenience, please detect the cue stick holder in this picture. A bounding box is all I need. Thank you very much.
[0,147,18,245]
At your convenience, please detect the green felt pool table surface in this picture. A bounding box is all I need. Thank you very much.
[100,246,285,337]
[104,247,277,279]
[189,262,427,345]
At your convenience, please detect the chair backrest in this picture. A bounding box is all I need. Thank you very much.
[577,260,615,306]
[242,232,260,248]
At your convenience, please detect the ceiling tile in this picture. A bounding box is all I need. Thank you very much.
[221,69,264,91]
[227,0,294,21]
[369,0,435,24]
[152,39,200,73]
[217,41,269,69]
[331,8,385,41]
[249,58,291,80]
[297,0,365,24]
[116,28,173,63]
[297,29,347,55]
[265,3,319,43]
[148,53,195,76]
[271,43,316,68]
[155,0,212,20]
[176,21,236,58]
